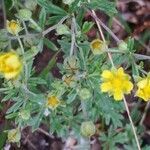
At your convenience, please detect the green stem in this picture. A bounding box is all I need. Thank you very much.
[22,21,29,35]
[123,97,141,150]
[81,100,88,120]
[17,35,28,83]
[17,35,24,54]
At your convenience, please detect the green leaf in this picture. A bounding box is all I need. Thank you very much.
[76,9,85,26]
[39,8,46,29]
[127,37,135,52]
[0,131,7,149]
[37,0,67,15]
[2,89,17,102]
[40,51,60,77]
[88,0,117,16]
[97,93,124,128]
[6,99,24,114]
[32,107,45,131]
[37,38,44,52]
[58,39,71,53]
[100,127,128,150]
[5,112,18,119]
[68,0,81,13]
[46,15,65,25]
[29,77,47,85]
[82,21,94,33]
[67,89,77,104]
[44,38,58,51]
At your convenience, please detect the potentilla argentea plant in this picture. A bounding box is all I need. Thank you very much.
[0,0,150,149]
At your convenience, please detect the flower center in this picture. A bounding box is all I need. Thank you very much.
[47,96,60,108]
[92,41,101,49]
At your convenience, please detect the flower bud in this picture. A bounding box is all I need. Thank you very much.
[90,39,106,55]
[25,0,37,11]
[7,20,22,35]
[78,88,91,100]
[46,95,60,110]
[56,24,70,35]
[118,41,128,51]
[18,9,32,21]
[7,128,21,143]
[19,109,30,120]
[81,121,96,137]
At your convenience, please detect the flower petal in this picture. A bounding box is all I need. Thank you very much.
[137,79,148,88]
[101,82,111,92]
[113,90,123,101]
[101,70,113,79]
[123,81,133,93]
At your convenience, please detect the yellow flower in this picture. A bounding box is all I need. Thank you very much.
[46,96,60,110]
[0,52,22,79]
[7,20,22,35]
[136,77,150,101]
[100,67,133,101]
[90,39,106,55]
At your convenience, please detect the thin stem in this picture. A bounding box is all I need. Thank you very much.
[2,0,7,27]
[91,10,105,42]
[140,102,150,125]
[42,15,68,36]
[134,53,150,60]
[105,49,125,53]
[22,133,37,150]
[81,100,88,120]
[9,33,41,40]
[37,128,54,139]
[17,35,29,83]
[123,97,141,150]
[87,9,121,44]
[22,21,29,35]
[17,35,24,54]
[70,17,76,56]
[89,9,115,68]
[138,67,148,75]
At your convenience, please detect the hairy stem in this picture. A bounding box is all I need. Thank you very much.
[89,9,115,68]
[123,97,141,150]
[70,17,76,56]
[17,35,24,54]
[140,102,150,125]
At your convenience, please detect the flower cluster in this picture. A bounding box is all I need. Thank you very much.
[0,52,22,79]
[100,67,150,101]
